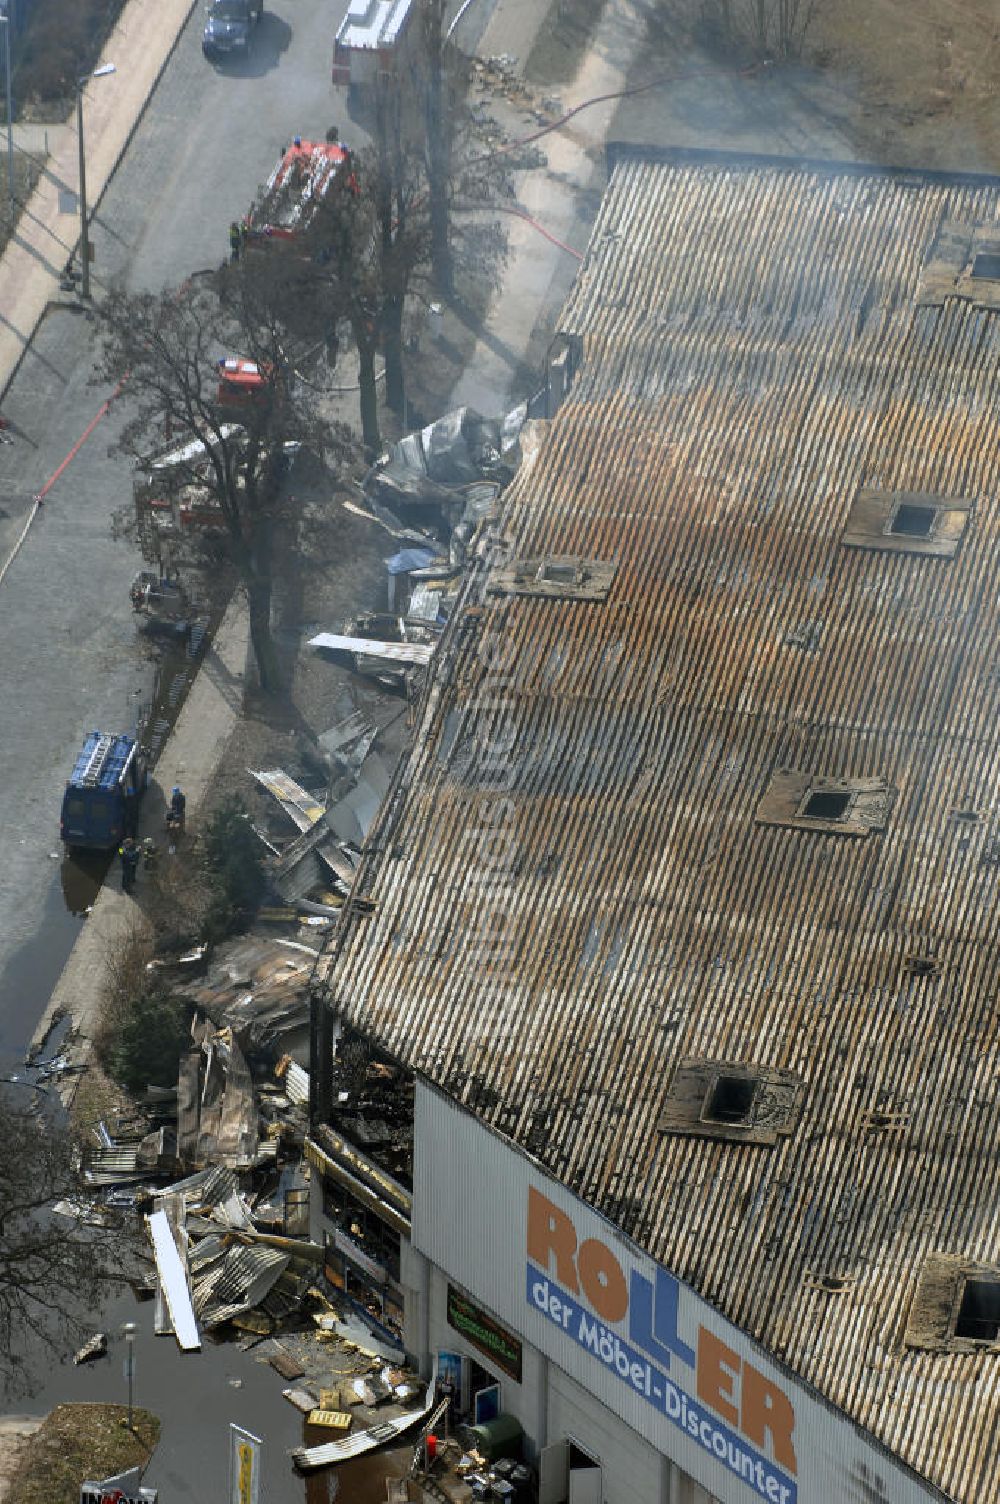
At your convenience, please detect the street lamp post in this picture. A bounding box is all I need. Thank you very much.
[74,65,115,297]
[76,79,90,298]
[0,6,14,227]
[123,1321,136,1430]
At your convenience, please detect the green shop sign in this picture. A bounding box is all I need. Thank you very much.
[447,1284,523,1383]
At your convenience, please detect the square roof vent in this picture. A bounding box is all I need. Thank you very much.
[756,771,893,837]
[489,555,617,601]
[842,489,974,558]
[889,501,936,538]
[906,1255,1000,1352]
[658,1060,804,1145]
[971,251,1000,281]
[702,1074,758,1125]
[918,218,1000,308]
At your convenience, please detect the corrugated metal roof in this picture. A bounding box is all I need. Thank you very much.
[82,1146,147,1185]
[315,150,1000,1501]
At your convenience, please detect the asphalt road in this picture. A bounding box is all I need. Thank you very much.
[0,1,498,1491]
[0,0,503,1074]
[0,0,376,1493]
[0,0,366,1073]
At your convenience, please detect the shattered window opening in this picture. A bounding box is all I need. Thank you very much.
[703,1075,757,1125]
[955,1279,1000,1342]
[889,503,937,539]
[971,252,1000,281]
[803,789,852,822]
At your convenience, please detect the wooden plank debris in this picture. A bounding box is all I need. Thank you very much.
[283,1386,318,1413]
[269,1346,305,1381]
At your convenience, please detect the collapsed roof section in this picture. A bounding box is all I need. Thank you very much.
[366,405,525,516]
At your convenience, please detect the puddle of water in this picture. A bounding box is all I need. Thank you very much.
[9,1283,309,1504]
[0,868,86,1074]
[320,1444,412,1502]
[61,850,112,916]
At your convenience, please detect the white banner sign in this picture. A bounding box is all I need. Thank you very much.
[229,1424,262,1504]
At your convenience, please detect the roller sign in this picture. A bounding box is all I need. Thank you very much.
[527,1187,797,1504]
[412,1085,941,1504]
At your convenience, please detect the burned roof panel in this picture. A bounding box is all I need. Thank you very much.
[316,152,1000,1502]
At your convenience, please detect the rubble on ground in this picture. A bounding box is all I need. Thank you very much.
[72,1333,107,1365]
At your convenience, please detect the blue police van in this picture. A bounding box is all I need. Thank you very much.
[59,731,148,852]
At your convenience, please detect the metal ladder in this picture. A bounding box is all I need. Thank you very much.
[81,733,114,786]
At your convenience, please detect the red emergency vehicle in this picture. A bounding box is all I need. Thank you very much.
[216,356,268,406]
[245,137,355,249]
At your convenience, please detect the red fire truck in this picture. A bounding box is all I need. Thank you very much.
[245,137,355,249]
[332,0,417,96]
[215,356,269,406]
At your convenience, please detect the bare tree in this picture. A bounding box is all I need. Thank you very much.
[371,77,433,414]
[420,0,453,296]
[289,169,391,455]
[261,140,432,453]
[700,0,813,56]
[243,25,511,450]
[97,272,341,691]
[0,1092,127,1393]
[378,0,512,301]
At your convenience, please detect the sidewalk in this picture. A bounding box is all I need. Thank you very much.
[0,1416,43,1504]
[449,0,646,414]
[0,0,195,403]
[29,598,249,1077]
[10,122,67,158]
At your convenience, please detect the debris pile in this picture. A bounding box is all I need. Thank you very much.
[365,404,524,522]
[183,937,314,1054]
[142,1163,319,1351]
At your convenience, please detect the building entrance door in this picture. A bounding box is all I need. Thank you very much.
[568,1439,602,1504]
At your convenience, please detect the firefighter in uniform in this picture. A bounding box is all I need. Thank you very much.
[119,838,140,894]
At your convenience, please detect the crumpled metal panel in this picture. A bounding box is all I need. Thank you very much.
[193,1242,289,1328]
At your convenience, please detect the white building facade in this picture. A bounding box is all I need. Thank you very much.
[403,1084,945,1504]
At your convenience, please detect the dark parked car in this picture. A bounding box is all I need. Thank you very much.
[202,0,262,60]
